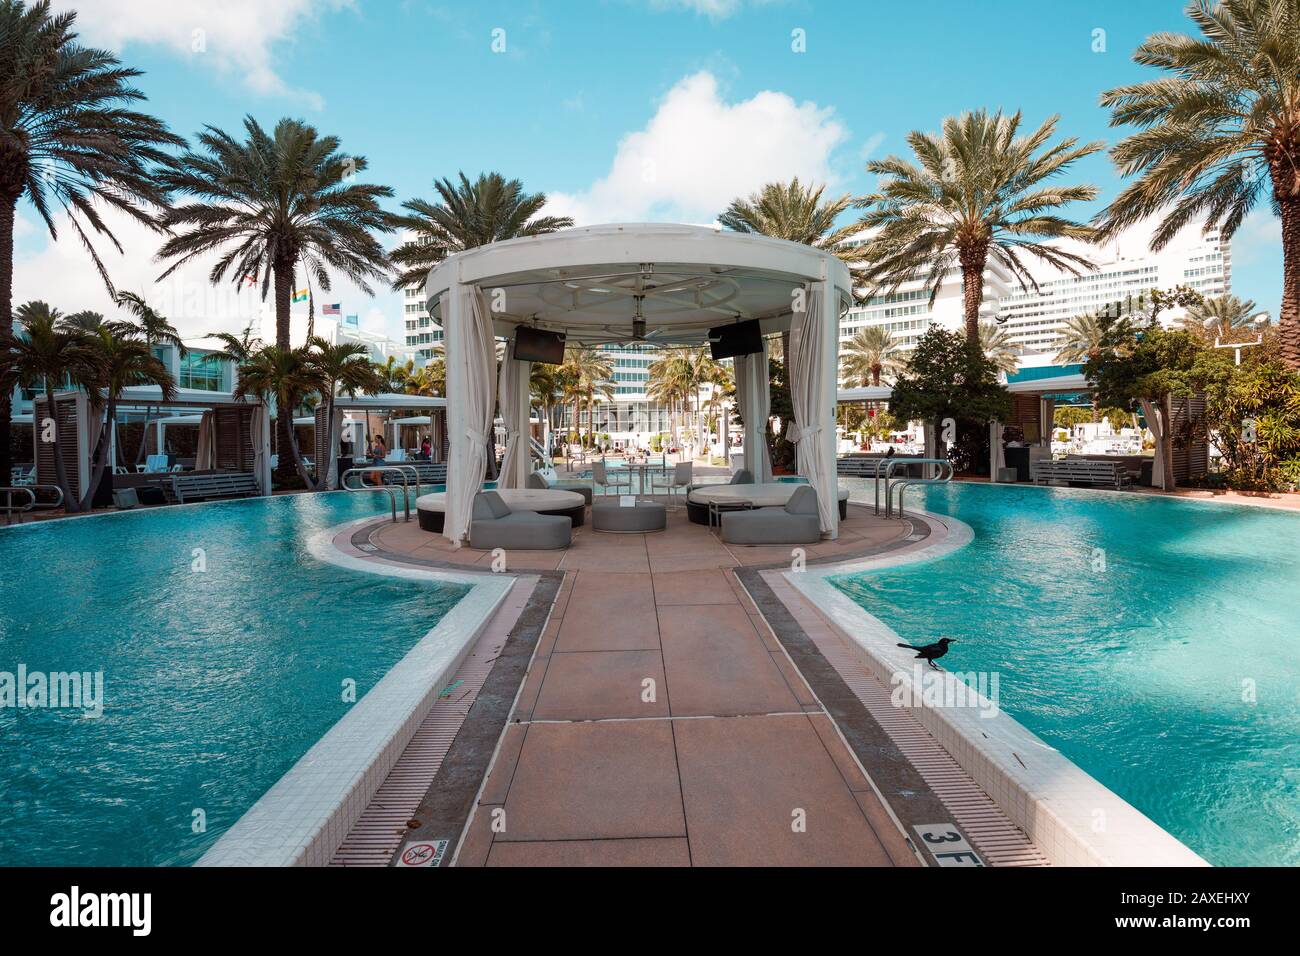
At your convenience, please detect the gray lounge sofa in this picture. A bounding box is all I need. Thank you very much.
[526,469,594,506]
[729,468,754,484]
[720,485,821,545]
[470,491,572,550]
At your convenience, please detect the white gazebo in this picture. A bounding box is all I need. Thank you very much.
[425,223,852,545]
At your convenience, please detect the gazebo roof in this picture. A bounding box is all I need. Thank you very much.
[424,223,853,347]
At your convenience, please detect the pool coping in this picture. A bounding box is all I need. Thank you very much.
[196,516,515,867]
[784,502,1210,868]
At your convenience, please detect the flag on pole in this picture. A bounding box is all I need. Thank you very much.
[242,274,257,288]
[292,289,309,303]
[323,303,341,315]
[344,314,359,327]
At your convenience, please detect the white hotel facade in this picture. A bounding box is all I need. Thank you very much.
[839,220,1231,374]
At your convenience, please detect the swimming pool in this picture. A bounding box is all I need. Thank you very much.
[829,482,1300,867]
[0,493,471,866]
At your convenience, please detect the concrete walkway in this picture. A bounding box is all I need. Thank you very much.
[452,556,919,866]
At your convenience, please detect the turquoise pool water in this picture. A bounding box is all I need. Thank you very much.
[830,482,1300,866]
[0,493,470,866]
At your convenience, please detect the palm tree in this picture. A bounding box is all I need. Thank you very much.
[857,109,1103,340]
[1096,0,1300,367]
[1184,294,1261,340]
[156,116,396,482]
[206,320,263,372]
[647,350,695,453]
[0,0,182,482]
[558,346,613,449]
[7,302,104,510]
[978,321,1020,375]
[306,337,382,490]
[373,354,416,393]
[410,358,445,399]
[839,325,904,386]
[115,291,187,463]
[529,362,564,456]
[60,311,109,332]
[389,172,574,288]
[235,345,324,487]
[80,324,175,510]
[1055,312,1107,363]
[115,291,186,355]
[720,177,867,357]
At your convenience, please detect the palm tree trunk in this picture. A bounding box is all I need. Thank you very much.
[272,256,296,484]
[959,243,988,340]
[0,196,16,483]
[1278,197,1300,370]
[80,398,116,512]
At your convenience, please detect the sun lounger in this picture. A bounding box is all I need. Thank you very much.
[720,485,822,545]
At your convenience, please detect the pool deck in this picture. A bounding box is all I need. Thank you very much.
[327,495,1052,867]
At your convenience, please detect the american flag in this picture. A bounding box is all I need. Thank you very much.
[322,303,341,315]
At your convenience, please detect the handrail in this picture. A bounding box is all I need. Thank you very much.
[340,466,412,522]
[1,486,36,526]
[887,462,954,518]
[876,457,951,516]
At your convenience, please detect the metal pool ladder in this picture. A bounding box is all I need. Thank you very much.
[873,458,953,518]
[1,484,64,526]
[340,466,419,522]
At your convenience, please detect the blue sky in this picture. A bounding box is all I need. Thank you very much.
[15,0,1283,341]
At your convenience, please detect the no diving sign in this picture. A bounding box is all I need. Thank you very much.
[396,839,448,867]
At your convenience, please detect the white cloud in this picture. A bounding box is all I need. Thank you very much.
[49,0,354,109]
[546,71,849,226]
[12,204,401,344]
[647,0,780,19]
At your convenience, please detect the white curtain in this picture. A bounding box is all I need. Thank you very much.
[989,420,1006,481]
[1139,397,1169,490]
[497,356,529,489]
[196,410,215,471]
[787,282,837,535]
[733,341,772,482]
[324,404,344,490]
[444,285,498,545]
[251,405,270,495]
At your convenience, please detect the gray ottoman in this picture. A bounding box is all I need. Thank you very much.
[591,501,667,533]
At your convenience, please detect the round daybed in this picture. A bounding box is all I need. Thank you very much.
[686,482,850,525]
[416,489,586,532]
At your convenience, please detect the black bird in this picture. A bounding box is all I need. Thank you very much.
[897,637,956,669]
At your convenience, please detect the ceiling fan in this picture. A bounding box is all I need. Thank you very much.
[628,294,671,342]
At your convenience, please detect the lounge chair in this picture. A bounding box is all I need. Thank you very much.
[469,491,571,551]
[729,468,754,484]
[526,468,594,505]
[721,485,821,545]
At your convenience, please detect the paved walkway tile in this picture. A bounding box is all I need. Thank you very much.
[486,838,691,867]
[532,649,669,720]
[496,721,686,842]
[673,714,895,866]
[658,604,802,717]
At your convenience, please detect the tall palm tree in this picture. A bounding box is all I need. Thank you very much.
[0,0,181,482]
[389,172,574,288]
[558,346,613,448]
[839,325,904,386]
[857,109,1103,339]
[647,350,695,452]
[720,177,867,357]
[60,311,108,332]
[410,358,445,398]
[156,116,396,482]
[306,336,382,490]
[1055,311,1107,363]
[80,323,175,510]
[529,362,564,455]
[1184,294,1261,340]
[7,301,104,510]
[235,345,324,488]
[978,321,1020,375]
[1096,0,1300,367]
